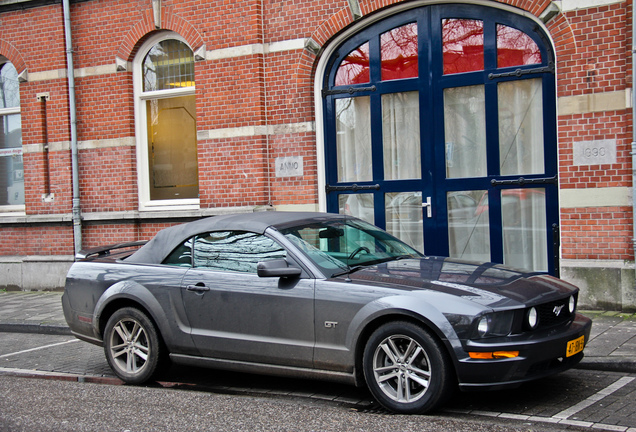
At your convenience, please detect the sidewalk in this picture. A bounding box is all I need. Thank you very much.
[0,290,635,373]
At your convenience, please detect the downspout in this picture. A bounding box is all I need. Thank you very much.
[62,0,82,255]
[632,1,636,285]
[260,0,272,207]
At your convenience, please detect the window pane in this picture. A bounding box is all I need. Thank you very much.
[339,193,374,225]
[448,190,489,262]
[146,95,199,200]
[336,97,372,182]
[382,92,421,180]
[0,62,23,207]
[0,63,20,108]
[0,114,24,206]
[442,19,484,74]
[385,192,423,252]
[164,238,194,267]
[498,79,544,175]
[502,189,547,272]
[381,23,418,81]
[444,85,487,178]
[143,39,195,92]
[497,25,541,68]
[335,42,370,86]
[194,231,286,273]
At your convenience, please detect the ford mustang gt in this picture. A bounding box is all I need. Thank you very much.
[62,211,591,414]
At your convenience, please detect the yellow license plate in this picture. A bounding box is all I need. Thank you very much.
[566,335,585,357]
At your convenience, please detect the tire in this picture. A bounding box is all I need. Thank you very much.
[362,321,453,414]
[103,307,163,384]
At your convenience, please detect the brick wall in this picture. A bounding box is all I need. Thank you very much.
[0,0,633,277]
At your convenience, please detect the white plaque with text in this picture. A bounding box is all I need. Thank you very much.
[275,156,304,177]
[572,139,616,166]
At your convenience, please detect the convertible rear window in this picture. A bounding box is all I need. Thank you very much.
[163,231,286,273]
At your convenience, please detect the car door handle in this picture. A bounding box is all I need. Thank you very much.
[186,283,210,292]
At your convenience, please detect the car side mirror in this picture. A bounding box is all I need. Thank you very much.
[257,259,302,278]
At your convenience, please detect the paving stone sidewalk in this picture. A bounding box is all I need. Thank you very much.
[0,290,635,373]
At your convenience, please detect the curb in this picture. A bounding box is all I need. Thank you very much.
[0,323,72,336]
[577,357,636,374]
[0,367,122,385]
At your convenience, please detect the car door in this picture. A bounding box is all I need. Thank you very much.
[179,230,315,368]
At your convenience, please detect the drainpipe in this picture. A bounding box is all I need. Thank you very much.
[62,0,82,256]
[632,1,636,288]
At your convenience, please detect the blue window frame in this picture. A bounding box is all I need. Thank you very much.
[322,4,559,274]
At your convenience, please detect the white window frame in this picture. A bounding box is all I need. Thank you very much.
[133,32,199,211]
[0,59,25,214]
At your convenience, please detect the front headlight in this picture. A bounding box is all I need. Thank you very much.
[472,311,514,339]
[569,295,576,314]
[526,307,539,330]
[477,316,490,337]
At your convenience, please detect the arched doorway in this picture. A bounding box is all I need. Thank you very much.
[320,3,558,274]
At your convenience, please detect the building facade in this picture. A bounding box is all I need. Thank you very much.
[0,0,634,311]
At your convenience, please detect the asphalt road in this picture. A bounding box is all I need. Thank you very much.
[1,331,636,431]
[0,375,592,432]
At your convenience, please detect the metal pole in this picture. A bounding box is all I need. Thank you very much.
[632,0,636,283]
[62,0,82,256]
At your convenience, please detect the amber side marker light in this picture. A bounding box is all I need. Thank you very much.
[469,351,519,359]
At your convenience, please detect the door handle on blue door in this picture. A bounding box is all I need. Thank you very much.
[422,196,432,218]
[186,283,210,292]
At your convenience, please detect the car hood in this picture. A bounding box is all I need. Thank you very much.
[342,256,577,309]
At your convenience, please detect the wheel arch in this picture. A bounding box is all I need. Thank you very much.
[93,281,170,346]
[351,309,459,387]
[98,297,157,338]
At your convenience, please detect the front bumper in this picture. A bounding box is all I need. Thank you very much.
[455,313,592,391]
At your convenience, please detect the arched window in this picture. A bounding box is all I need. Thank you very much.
[134,34,198,209]
[0,60,23,210]
[321,4,557,274]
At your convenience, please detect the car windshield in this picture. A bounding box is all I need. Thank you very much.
[279,218,422,277]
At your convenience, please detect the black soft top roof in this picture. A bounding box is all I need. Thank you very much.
[125,211,346,264]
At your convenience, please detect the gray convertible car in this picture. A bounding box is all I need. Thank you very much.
[62,211,591,414]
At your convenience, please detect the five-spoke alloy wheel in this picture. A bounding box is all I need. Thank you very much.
[104,307,163,384]
[363,321,452,414]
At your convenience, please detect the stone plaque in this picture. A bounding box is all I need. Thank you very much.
[275,156,303,178]
[572,139,616,166]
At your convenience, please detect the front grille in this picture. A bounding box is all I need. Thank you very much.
[535,294,576,329]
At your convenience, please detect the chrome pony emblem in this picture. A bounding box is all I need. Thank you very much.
[553,304,564,316]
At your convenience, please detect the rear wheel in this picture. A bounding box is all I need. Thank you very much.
[103,307,163,384]
[363,321,453,414]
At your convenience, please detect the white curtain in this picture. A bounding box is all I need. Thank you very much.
[502,188,547,271]
[443,85,487,179]
[382,92,421,180]
[336,97,372,182]
[447,190,490,262]
[382,92,423,251]
[385,192,424,253]
[498,79,547,271]
[498,78,544,176]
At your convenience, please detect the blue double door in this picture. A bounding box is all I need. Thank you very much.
[323,4,559,274]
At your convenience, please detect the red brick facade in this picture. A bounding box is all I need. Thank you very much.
[0,0,634,308]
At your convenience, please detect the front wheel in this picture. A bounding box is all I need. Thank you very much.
[363,321,453,414]
[103,307,163,384]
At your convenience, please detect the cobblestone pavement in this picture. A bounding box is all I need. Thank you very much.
[1,291,636,431]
